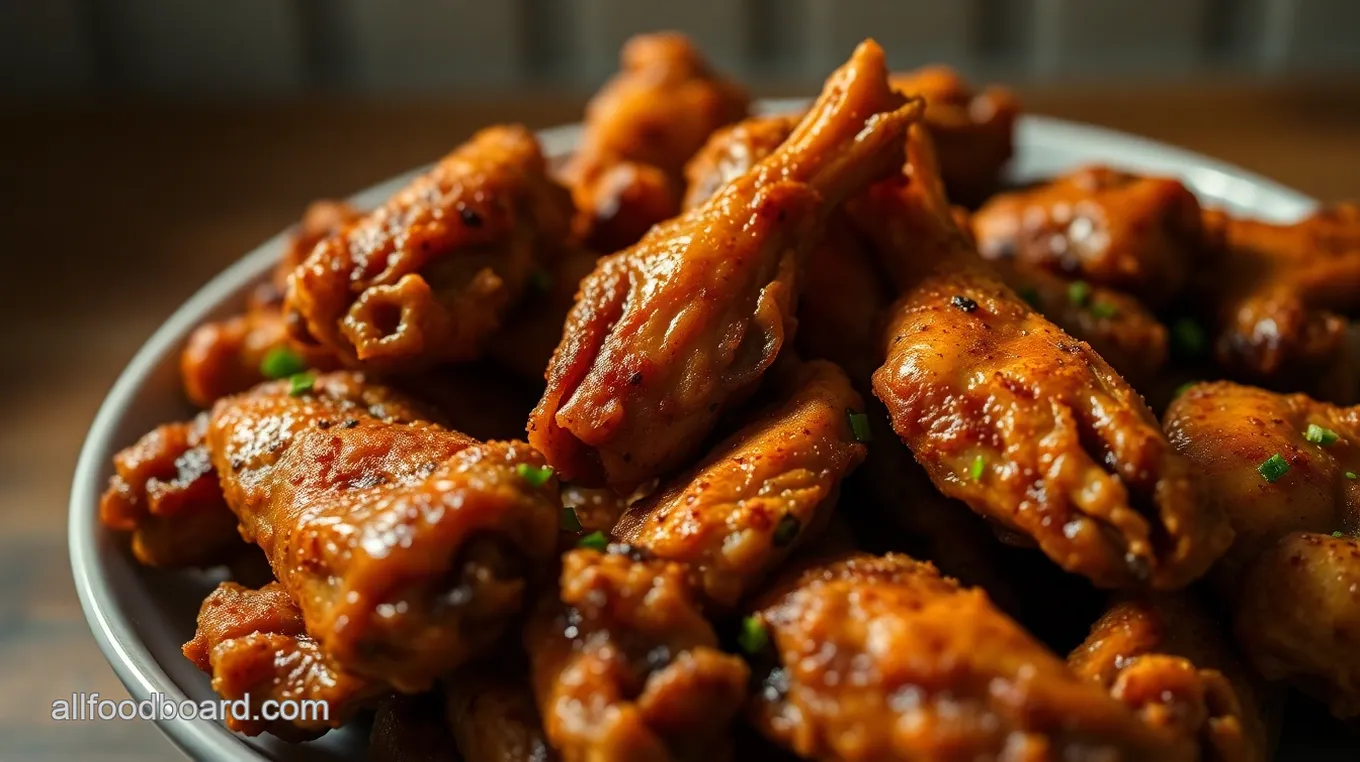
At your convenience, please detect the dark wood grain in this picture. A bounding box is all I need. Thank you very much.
[1,85,1356,760]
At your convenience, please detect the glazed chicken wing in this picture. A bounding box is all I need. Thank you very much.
[563,32,749,253]
[1069,595,1278,762]
[746,553,1178,761]
[525,547,749,762]
[446,666,557,762]
[1163,381,1360,717]
[285,126,574,371]
[207,371,561,691]
[183,581,384,740]
[529,40,922,492]
[971,166,1208,307]
[861,131,1233,589]
[1199,205,1360,403]
[613,359,867,611]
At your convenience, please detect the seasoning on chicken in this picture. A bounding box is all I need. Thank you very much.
[183,581,384,740]
[529,40,923,492]
[98,412,243,568]
[285,126,574,371]
[1164,380,1360,718]
[207,371,561,691]
[613,359,867,611]
[746,553,1178,761]
[525,547,749,762]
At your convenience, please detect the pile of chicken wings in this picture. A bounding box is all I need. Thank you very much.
[99,33,1360,762]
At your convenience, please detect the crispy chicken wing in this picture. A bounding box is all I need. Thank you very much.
[525,547,749,762]
[1199,205,1360,403]
[861,131,1233,589]
[613,359,867,611]
[563,32,748,253]
[529,40,922,492]
[1069,595,1278,762]
[746,553,1178,762]
[98,413,243,568]
[183,581,383,740]
[1163,381,1360,717]
[207,371,561,691]
[971,166,1208,307]
[285,126,574,371]
[446,666,557,762]
[888,66,1020,207]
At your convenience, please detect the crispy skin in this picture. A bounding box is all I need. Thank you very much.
[614,360,867,611]
[447,668,556,762]
[286,126,574,370]
[681,114,798,212]
[525,548,749,762]
[1163,381,1360,717]
[860,135,1232,589]
[1069,595,1277,762]
[207,372,561,691]
[747,553,1178,762]
[971,166,1207,307]
[183,582,383,740]
[1200,205,1360,403]
[889,66,1020,207]
[529,41,923,491]
[563,32,748,253]
[98,413,243,568]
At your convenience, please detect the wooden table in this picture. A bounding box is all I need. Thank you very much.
[2,84,1357,759]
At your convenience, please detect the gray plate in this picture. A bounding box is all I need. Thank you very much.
[69,111,1327,761]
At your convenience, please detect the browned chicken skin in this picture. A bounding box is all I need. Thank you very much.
[286,126,574,371]
[1163,381,1360,717]
[889,66,1020,207]
[614,359,867,611]
[747,553,1179,761]
[563,32,749,253]
[207,371,561,691]
[862,131,1233,589]
[529,40,923,492]
[1200,205,1360,403]
[98,413,243,567]
[1068,595,1277,762]
[525,547,749,762]
[971,166,1208,307]
[446,667,557,762]
[183,581,384,740]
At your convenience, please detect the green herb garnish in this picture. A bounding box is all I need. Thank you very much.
[1347,471,1357,480]
[773,515,801,547]
[260,346,306,379]
[288,371,315,396]
[1258,453,1290,483]
[1333,531,1345,538]
[1018,286,1041,309]
[848,411,872,443]
[1174,382,1197,398]
[560,507,583,532]
[577,531,608,551]
[1171,318,1208,359]
[1304,424,1340,446]
[1068,281,1092,307]
[517,462,555,487]
[738,616,769,654]
[1090,302,1119,319]
[969,454,985,481]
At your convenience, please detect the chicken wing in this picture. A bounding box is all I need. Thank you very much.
[971,166,1208,307]
[1069,595,1278,762]
[183,581,384,740]
[207,371,561,691]
[529,40,922,492]
[613,359,867,611]
[98,413,243,568]
[889,66,1020,207]
[563,32,748,253]
[861,130,1233,589]
[446,666,557,762]
[525,547,749,762]
[746,553,1178,761]
[1199,205,1360,403]
[285,126,574,371]
[1162,381,1360,717]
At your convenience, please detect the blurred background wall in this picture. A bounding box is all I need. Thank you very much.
[4,0,1360,100]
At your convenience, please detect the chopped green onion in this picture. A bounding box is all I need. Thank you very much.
[260,346,306,379]
[773,515,801,547]
[738,616,769,654]
[560,507,583,532]
[1304,424,1340,446]
[1017,286,1041,309]
[1347,471,1357,480]
[1171,318,1208,359]
[1333,531,1345,538]
[848,411,872,443]
[1174,382,1197,398]
[1090,302,1119,319]
[288,371,315,397]
[577,531,608,551]
[517,462,555,487]
[1067,281,1092,307]
[969,454,985,481]
[530,268,553,292]
[1258,453,1290,483]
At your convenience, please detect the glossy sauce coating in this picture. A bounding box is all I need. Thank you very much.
[446,667,557,762]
